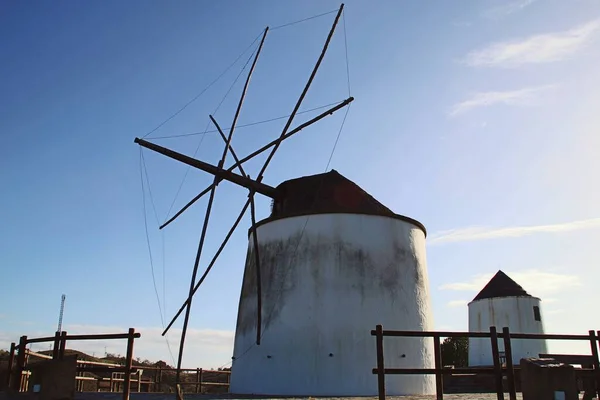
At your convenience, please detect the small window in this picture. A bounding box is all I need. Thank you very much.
[533,306,541,321]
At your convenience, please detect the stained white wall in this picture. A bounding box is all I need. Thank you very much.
[468,296,547,366]
[229,213,435,396]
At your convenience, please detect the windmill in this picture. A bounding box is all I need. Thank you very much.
[134,4,352,383]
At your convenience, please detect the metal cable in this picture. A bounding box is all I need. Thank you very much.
[140,149,177,366]
[146,101,342,140]
[271,9,338,31]
[141,31,263,139]
[162,47,259,224]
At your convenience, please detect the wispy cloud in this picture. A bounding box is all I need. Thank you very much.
[447,300,468,308]
[483,0,537,20]
[440,270,582,296]
[448,85,556,117]
[464,18,600,67]
[429,217,600,245]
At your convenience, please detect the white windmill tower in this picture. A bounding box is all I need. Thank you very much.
[468,270,548,367]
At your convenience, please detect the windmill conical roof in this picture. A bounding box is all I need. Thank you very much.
[472,270,532,302]
[255,170,426,235]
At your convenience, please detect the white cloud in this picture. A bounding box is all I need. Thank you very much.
[429,217,600,245]
[0,324,234,369]
[483,0,537,19]
[448,85,556,117]
[447,300,468,308]
[440,269,582,297]
[464,18,600,67]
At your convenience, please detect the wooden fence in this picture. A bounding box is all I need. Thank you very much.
[4,329,230,397]
[372,325,600,400]
[129,366,230,393]
[6,329,140,400]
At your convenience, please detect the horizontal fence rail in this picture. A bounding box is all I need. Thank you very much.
[371,324,600,400]
[6,328,140,400]
[5,333,230,397]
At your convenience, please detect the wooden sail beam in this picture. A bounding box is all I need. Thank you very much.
[174,26,269,384]
[134,138,278,198]
[158,96,354,230]
[161,198,251,336]
[256,4,344,181]
[210,115,247,178]
[248,190,262,345]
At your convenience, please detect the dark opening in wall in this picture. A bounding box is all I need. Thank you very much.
[533,306,541,321]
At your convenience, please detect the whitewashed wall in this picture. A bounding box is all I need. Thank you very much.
[468,296,547,366]
[229,213,435,396]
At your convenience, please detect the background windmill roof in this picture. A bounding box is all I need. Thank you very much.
[257,170,426,235]
[472,270,532,302]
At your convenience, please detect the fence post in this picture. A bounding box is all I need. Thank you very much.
[489,326,504,400]
[588,330,600,398]
[156,368,162,392]
[123,328,136,400]
[502,327,516,400]
[375,324,385,400]
[59,331,67,359]
[6,342,15,389]
[196,368,202,393]
[597,331,600,399]
[137,370,142,393]
[433,335,443,400]
[52,331,61,359]
[11,336,27,392]
[77,371,82,392]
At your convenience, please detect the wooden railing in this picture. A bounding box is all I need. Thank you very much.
[5,334,230,396]
[6,329,140,400]
[135,367,230,393]
[372,325,600,400]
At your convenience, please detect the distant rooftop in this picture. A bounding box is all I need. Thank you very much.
[471,270,532,302]
[256,170,426,235]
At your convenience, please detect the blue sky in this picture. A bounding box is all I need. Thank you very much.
[2,0,600,367]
